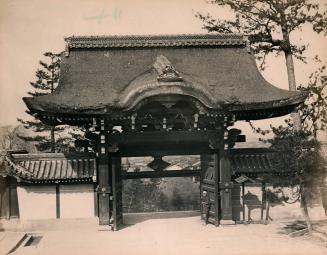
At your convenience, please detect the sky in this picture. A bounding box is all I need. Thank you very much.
[0,0,326,140]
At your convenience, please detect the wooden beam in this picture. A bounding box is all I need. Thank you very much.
[108,130,223,146]
[110,130,223,157]
[122,169,200,179]
[116,143,213,157]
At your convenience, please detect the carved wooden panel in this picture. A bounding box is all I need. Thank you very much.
[200,154,219,226]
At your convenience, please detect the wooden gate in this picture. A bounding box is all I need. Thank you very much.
[200,153,220,226]
[111,156,123,231]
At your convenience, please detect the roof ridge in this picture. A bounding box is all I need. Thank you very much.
[65,33,245,40]
[10,152,96,160]
[64,33,248,51]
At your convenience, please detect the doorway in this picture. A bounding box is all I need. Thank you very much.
[110,152,221,230]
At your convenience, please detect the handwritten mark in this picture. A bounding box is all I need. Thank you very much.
[84,7,122,24]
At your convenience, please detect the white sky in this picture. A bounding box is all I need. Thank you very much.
[0,0,326,140]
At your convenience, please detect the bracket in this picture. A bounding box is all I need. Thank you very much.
[219,181,234,192]
[96,185,111,197]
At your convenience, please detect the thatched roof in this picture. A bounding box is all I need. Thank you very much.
[23,34,307,120]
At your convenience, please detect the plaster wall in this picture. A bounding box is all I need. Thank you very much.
[60,184,94,218]
[17,186,56,219]
[233,184,325,221]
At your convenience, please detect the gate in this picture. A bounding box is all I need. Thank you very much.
[200,153,220,226]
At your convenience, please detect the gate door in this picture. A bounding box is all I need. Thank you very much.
[200,153,220,226]
[111,156,123,231]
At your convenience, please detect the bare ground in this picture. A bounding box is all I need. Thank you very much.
[1,212,326,255]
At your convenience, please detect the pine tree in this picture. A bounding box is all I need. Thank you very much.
[298,65,327,138]
[197,0,327,130]
[197,0,327,229]
[18,52,79,152]
[246,64,327,230]
[264,126,325,230]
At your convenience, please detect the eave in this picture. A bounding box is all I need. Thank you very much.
[4,152,97,184]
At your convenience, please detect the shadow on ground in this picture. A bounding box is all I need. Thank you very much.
[277,220,308,235]
[123,211,201,226]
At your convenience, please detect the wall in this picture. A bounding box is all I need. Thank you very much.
[232,183,326,221]
[17,185,56,220]
[17,184,95,220]
[60,184,95,218]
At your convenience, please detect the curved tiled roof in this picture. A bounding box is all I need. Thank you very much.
[229,148,275,174]
[3,149,289,184]
[23,34,307,121]
[4,153,97,183]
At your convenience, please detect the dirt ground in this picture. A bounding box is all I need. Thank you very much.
[2,213,327,255]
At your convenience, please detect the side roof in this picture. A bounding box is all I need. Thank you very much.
[3,152,97,184]
[3,148,289,184]
[23,34,307,120]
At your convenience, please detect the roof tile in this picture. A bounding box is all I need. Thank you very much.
[5,153,96,183]
[65,34,247,49]
[23,34,307,120]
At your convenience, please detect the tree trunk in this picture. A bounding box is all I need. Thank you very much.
[51,126,55,153]
[50,67,55,153]
[282,28,302,131]
[284,52,302,131]
[300,185,312,232]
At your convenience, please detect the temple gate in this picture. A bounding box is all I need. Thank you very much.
[2,34,307,229]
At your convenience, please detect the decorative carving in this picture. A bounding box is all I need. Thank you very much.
[153,55,170,72]
[147,156,170,171]
[157,65,183,82]
[154,55,183,82]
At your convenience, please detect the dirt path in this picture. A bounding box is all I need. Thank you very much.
[6,214,327,255]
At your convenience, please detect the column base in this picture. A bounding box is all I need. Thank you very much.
[99,219,110,225]
[220,220,235,225]
[98,225,112,231]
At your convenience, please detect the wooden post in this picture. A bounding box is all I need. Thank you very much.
[56,184,60,219]
[265,202,270,221]
[0,176,10,219]
[9,178,19,219]
[111,156,123,231]
[242,182,245,222]
[93,182,98,217]
[214,152,220,226]
[260,182,266,221]
[218,116,234,225]
[97,118,111,225]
